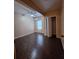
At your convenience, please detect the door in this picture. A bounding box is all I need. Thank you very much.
[51,17,56,37]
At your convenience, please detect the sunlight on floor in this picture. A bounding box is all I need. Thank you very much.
[31,48,37,59]
[36,35,44,46]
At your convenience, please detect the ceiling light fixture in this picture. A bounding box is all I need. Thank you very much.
[31,15,34,17]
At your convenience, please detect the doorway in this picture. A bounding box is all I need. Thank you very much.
[51,17,56,38]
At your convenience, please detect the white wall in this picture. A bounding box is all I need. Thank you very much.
[60,7,64,48]
[61,7,64,35]
[14,13,34,39]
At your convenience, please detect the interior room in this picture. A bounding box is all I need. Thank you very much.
[14,0,64,59]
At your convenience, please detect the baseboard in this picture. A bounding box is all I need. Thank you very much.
[14,32,34,39]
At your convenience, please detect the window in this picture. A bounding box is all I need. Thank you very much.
[36,20,42,30]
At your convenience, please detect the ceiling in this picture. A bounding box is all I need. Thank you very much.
[14,1,42,17]
[16,0,63,15]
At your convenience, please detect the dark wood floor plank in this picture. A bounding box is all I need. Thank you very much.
[14,33,64,59]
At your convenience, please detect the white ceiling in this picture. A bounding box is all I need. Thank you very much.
[31,0,62,12]
[14,1,43,17]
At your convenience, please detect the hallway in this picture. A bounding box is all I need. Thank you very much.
[14,33,64,59]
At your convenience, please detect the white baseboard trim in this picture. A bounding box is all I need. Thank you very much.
[14,32,34,39]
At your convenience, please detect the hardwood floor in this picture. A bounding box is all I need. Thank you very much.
[14,33,64,59]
